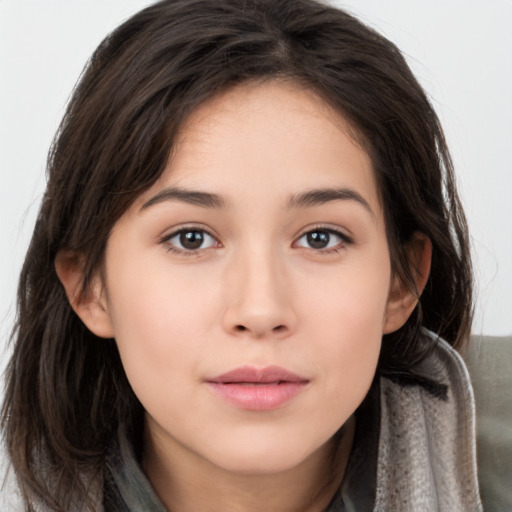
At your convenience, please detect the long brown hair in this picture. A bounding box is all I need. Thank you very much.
[2,0,472,510]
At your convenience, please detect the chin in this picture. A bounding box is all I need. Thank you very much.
[204,433,330,476]
[214,452,308,476]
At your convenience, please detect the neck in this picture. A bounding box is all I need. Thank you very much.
[142,416,355,512]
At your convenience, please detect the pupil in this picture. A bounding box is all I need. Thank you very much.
[307,231,329,249]
[180,230,204,249]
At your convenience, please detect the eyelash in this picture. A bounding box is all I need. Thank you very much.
[159,225,353,256]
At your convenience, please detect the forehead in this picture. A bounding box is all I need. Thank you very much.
[138,80,381,216]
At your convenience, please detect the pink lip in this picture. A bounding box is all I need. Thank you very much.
[206,366,309,411]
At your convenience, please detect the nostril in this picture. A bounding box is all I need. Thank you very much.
[235,324,286,334]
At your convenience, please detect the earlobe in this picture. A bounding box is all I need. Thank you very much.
[55,250,115,338]
[383,232,432,334]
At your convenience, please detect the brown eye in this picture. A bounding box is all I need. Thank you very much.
[164,229,218,252]
[306,230,331,249]
[295,228,350,251]
[180,230,205,250]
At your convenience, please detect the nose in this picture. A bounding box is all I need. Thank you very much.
[222,247,297,340]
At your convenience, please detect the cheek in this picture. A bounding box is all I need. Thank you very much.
[300,244,391,336]
[298,252,390,406]
[308,295,383,394]
[104,257,222,409]
[302,321,381,447]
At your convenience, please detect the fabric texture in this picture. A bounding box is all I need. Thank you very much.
[102,330,483,512]
[373,334,482,511]
[464,334,512,512]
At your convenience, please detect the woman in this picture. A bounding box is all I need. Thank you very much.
[1,0,481,510]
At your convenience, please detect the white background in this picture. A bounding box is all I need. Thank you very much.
[1,0,511,384]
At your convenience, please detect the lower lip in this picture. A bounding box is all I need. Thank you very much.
[207,382,307,411]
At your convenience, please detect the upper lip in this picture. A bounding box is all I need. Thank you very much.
[207,365,308,384]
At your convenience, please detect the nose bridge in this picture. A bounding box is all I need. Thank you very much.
[223,240,295,338]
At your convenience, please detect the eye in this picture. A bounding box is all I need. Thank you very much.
[162,228,219,253]
[294,228,350,251]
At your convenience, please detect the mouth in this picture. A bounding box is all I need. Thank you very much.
[206,365,309,411]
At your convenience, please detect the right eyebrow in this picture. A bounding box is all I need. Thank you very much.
[140,187,227,211]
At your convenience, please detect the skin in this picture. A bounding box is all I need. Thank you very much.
[57,80,430,512]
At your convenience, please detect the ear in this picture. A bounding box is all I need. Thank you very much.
[383,232,432,334]
[55,250,115,338]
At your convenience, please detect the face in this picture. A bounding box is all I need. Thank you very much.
[90,81,402,475]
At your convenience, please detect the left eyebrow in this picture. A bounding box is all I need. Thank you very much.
[288,188,374,217]
[140,187,227,211]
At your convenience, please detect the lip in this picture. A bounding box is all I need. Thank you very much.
[206,365,309,411]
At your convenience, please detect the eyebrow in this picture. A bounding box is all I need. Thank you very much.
[140,187,227,211]
[140,185,373,216]
[288,188,374,216]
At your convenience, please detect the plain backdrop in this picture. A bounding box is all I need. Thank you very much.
[1,0,511,387]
